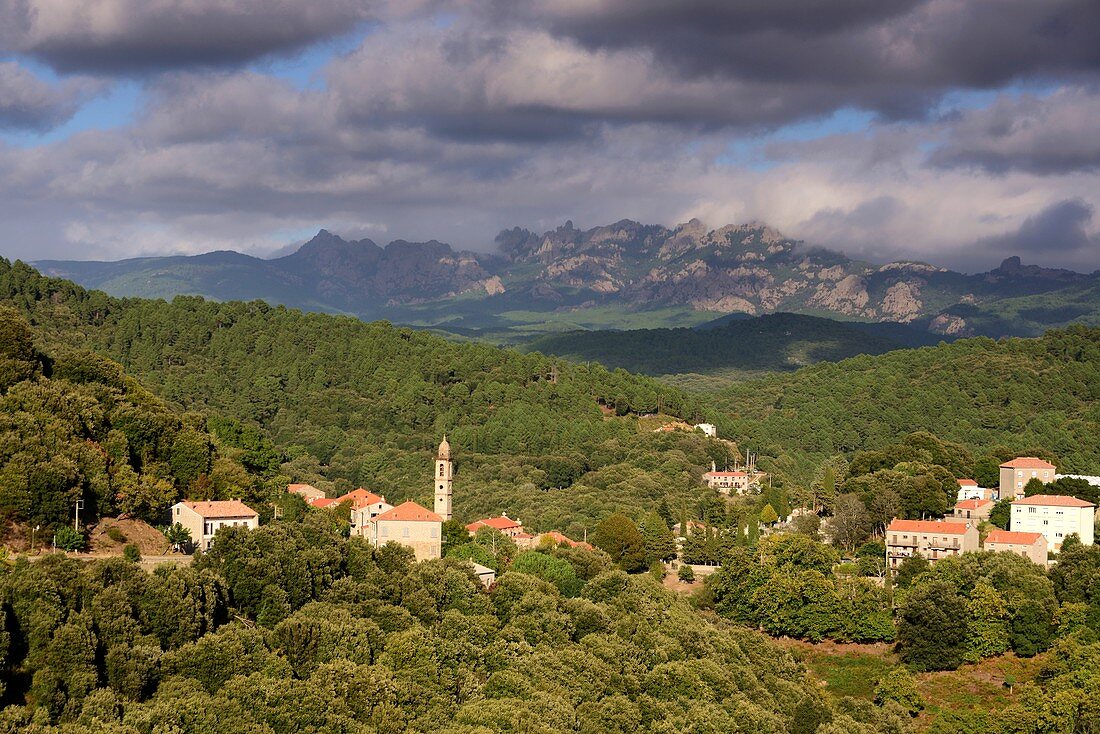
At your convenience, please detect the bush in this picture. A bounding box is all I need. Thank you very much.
[649,560,666,582]
[123,544,142,562]
[874,667,924,716]
[106,526,127,543]
[678,565,695,583]
[54,525,85,552]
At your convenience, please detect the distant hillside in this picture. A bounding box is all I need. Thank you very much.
[521,313,946,378]
[33,220,1100,339]
[717,325,1100,480]
[0,259,730,532]
[0,306,270,537]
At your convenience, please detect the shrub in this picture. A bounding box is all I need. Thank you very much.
[123,544,142,562]
[54,525,85,552]
[678,565,695,583]
[649,560,666,582]
[106,526,127,543]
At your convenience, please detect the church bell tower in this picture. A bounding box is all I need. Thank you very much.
[434,435,453,521]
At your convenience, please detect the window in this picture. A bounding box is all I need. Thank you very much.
[1056,532,1063,538]
[1029,507,1037,513]
[175,507,180,515]
[403,527,410,538]
[439,465,444,477]
[1043,520,1049,525]
[430,527,438,538]
[204,522,212,535]
[381,526,388,538]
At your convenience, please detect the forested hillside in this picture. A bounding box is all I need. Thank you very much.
[717,326,1100,481]
[0,517,923,733]
[0,259,729,532]
[0,307,271,540]
[521,313,930,380]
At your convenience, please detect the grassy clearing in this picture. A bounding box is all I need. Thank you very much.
[780,640,897,699]
[778,639,1049,730]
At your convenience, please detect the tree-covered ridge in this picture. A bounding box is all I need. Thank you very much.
[520,313,930,379]
[0,519,914,734]
[0,260,730,530]
[716,325,1100,480]
[0,307,270,535]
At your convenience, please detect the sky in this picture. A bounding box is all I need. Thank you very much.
[1,0,1099,272]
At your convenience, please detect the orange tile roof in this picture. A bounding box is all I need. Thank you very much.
[1013,494,1094,508]
[182,500,258,518]
[705,471,747,477]
[470,515,523,531]
[887,519,971,535]
[955,498,993,510]
[310,498,337,508]
[1000,457,1056,469]
[374,501,441,523]
[288,483,319,492]
[957,479,978,486]
[985,529,1044,545]
[335,488,387,509]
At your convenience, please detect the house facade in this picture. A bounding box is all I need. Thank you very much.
[171,500,259,552]
[341,489,392,538]
[984,529,1048,566]
[287,483,326,503]
[1000,457,1056,500]
[885,518,980,572]
[703,470,749,494]
[466,514,526,538]
[369,501,442,561]
[1010,494,1095,551]
[950,498,994,523]
[956,479,995,502]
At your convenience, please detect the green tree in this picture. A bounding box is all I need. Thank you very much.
[759,503,780,526]
[874,667,924,716]
[896,581,969,671]
[639,511,677,563]
[964,579,1010,662]
[592,514,648,572]
[677,565,695,583]
[988,499,1012,530]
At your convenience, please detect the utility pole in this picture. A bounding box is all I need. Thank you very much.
[74,499,84,531]
[31,524,39,553]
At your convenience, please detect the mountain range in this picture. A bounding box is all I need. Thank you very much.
[33,219,1100,339]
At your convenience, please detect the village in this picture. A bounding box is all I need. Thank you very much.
[166,431,1098,588]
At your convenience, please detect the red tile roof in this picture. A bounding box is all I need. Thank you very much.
[1000,457,1056,469]
[985,529,1044,545]
[468,515,523,531]
[374,501,441,523]
[887,519,971,535]
[310,498,337,508]
[705,471,748,477]
[288,483,320,493]
[182,500,258,518]
[955,498,993,511]
[957,479,979,486]
[335,488,387,509]
[1013,494,1094,508]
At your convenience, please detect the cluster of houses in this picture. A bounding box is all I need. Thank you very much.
[702,457,766,495]
[172,437,590,578]
[885,457,1098,572]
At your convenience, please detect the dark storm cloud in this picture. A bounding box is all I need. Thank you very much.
[0,61,101,130]
[498,0,1100,121]
[978,199,1100,262]
[930,88,1100,175]
[0,0,376,73]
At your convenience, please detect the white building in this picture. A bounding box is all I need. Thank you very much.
[1010,494,1095,552]
[170,500,259,552]
[956,478,995,502]
[1056,474,1100,488]
[694,423,717,438]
